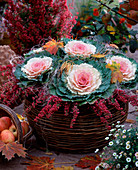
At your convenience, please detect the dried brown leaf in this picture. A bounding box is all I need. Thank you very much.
[125,119,136,124]
[54,165,74,170]
[24,155,55,170]
[0,140,27,161]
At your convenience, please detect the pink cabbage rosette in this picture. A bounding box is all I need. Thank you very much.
[67,63,102,95]
[21,57,53,79]
[64,40,96,58]
[106,56,137,81]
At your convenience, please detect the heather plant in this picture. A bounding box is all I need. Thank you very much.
[4,0,77,55]
[95,123,138,169]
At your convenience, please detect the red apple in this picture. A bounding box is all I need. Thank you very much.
[21,121,29,135]
[22,127,25,136]
[9,124,18,138]
[1,116,12,129]
[0,119,8,132]
[1,129,15,143]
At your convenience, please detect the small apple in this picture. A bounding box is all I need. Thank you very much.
[21,121,29,136]
[1,129,15,143]
[127,10,138,25]
[102,13,111,25]
[0,119,8,132]
[9,124,18,138]
[1,116,12,129]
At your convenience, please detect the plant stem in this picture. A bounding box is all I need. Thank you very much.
[96,0,138,24]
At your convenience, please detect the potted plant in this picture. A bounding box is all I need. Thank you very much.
[0,38,137,153]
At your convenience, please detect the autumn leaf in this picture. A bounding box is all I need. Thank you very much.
[0,140,27,161]
[109,44,119,49]
[60,61,74,76]
[106,61,124,83]
[125,119,136,124]
[111,70,123,83]
[54,165,74,170]
[75,155,101,170]
[24,155,55,170]
[106,25,115,35]
[43,39,64,55]
[92,53,106,58]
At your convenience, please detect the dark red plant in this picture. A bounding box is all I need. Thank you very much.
[4,0,77,55]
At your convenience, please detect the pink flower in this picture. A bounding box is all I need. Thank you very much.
[21,57,52,79]
[67,63,101,95]
[106,56,137,81]
[64,40,96,58]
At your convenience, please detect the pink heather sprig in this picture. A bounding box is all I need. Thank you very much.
[64,102,71,116]
[91,99,112,130]
[0,64,24,108]
[70,103,80,128]
[34,95,62,122]
[5,0,77,55]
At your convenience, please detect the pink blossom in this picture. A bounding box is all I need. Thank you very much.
[106,56,136,81]
[67,63,101,95]
[21,57,52,79]
[64,40,96,58]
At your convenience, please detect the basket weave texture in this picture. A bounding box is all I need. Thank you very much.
[0,104,32,144]
[25,99,128,153]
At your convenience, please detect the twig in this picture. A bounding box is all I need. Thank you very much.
[96,0,138,24]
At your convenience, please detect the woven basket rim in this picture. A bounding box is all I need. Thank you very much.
[0,103,33,144]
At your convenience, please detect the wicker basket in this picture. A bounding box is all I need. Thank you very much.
[0,104,32,144]
[24,99,128,153]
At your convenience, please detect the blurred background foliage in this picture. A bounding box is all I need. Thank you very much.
[71,0,138,53]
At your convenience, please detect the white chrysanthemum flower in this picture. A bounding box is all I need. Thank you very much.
[123,129,126,133]
[113,152,117,156]
[116,125,121,128]
[110,128,116,132]
[115,133,119,137]
[126,141,130,145]
[108,134,112,136]
[95,166,100,170]
[95,149,99,153]
[127,129,131,132]
[109,141,114,146]
[120,151,123,155]
[126,144,131,150]
[116,140,120,144]
[116,163,120,168]
[105,137,109,140]
[117,121,120,124]
[115,155,118,159]
[125,165,128,169]
[119,154,122,159]
[117,128,121,132]
[126,157,131,162]
[136,161,138,167]
[129,124,132,127]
